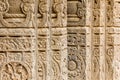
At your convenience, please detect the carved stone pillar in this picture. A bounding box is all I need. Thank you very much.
[113,0,120,80]
[0,0,37,80]
[91,0,100,80]
[67,0,87,80]
[0,0,68,80]
[37,0,50,80]
[51,0,68,80]
[105,0,114,80]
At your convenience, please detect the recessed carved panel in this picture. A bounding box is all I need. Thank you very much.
[1,62,29,80]
[67,0,86,26]
[68,28,86,80]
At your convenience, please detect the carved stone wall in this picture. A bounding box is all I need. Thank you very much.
[67,0,120,80]
[0,0,120,80]
[0,0,67,80]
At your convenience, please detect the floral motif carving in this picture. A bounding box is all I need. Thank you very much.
[1,62,29,80]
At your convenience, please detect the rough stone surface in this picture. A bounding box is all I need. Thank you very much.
[0,0,120,80]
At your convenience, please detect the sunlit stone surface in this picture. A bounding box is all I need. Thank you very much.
[0,0,120,80]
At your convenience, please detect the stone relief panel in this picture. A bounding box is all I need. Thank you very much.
[91,28,101,80]
[37,0,49,79]
[106,0,114,27]
[67,0,86,26]
[1,0,120,80]
[0,0,36,80]
[1,62,30,80]
[68,28,86,80]
[52,0,67,27]
[114,0,120,26]
[38,0,48,27]
[37,28,49,80]
[0,0,35,27]
[91,0,100,79]
[51,28,67,80]
[105,0,114,80]
[67,0,87,80]
[51,0,67,80]
[105,28,114,80]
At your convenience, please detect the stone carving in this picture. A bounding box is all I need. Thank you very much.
[1,0,120,80]
[77,0,86,26]
[68,34,77,46]
[0,29,35,36]
[105,46,114,80]
[67,0,86,26]
[52,51,61,80]
[8,53,22,62]
[0,53,6,65]
[68,47,86,80]
[1,62,29,80]
[93,34,100,45]
[0,38,35,51]
[93,10,100,27]
[0,0,9,13]
[39,0,47,27]
[68,28,86,80]
[92,48,100,80]
[38,38,47,50]
[93,0,100,9]
[52,0,66,26]
[37,51,46,80]
[0,0,35,27]
[105,1,114,80]
[23,53,32,68]
[106,0,113,26]
[92,0,100,27]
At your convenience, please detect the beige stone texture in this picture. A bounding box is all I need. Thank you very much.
[0,0,120,80]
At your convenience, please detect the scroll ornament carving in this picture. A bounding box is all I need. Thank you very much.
[39,0,47,26]
[52,51,61,80]
[0,53,5,65]
[53,0,66,26]
[92,48,100,80]
[76,1,86,26]
[1,62,29,80]
[0,38,34,51]
[0,0,9,13]
[77,1,86,18]
[68,47,86,80]
[37,52,46,80]
[38,59,46,80]
[21,0,35,14]
[0,0,35,27]
[106,46,114,80]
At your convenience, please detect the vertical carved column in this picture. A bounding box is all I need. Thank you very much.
[37,0,51,80]
[67,0,87,80]
[91,0,100,80]
[105,0,114,80]
[85,0,92,80]
[0,0,37,80]
[113,0,120,80]
[51,0,68,80]
[100,0,106,80]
